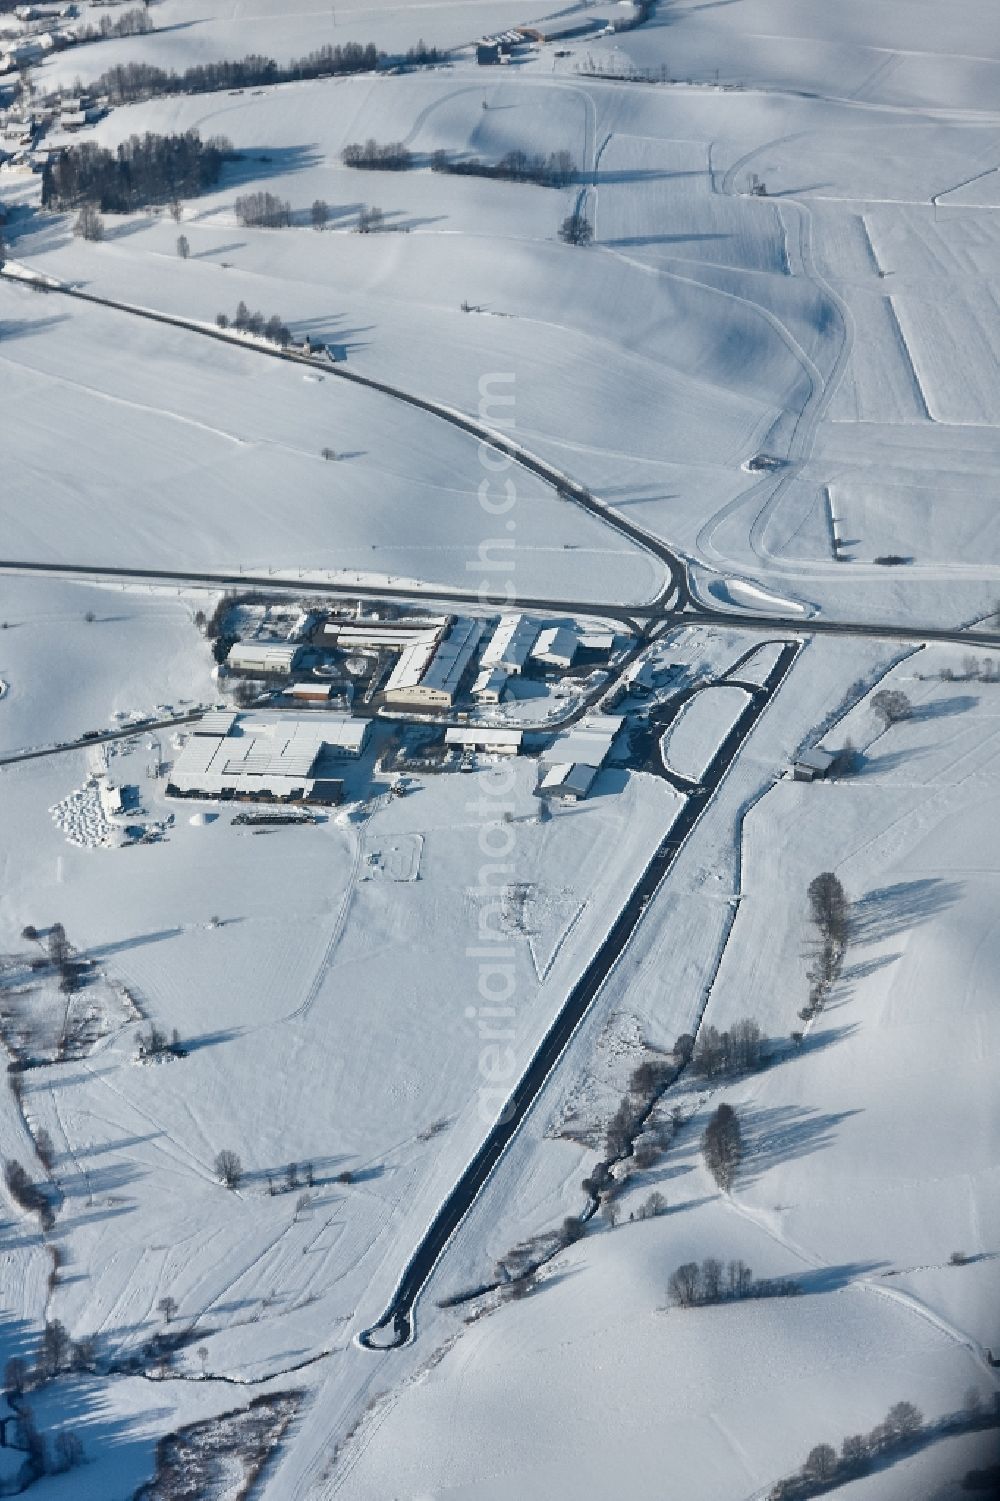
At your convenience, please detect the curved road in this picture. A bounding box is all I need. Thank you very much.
[0,268,687,612]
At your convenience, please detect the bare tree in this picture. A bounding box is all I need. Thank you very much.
[34,1128,55,1172]
[801,1444,838,1484]
[357,204,384,234]
[4,1356,29,1398]
[872,688,912,728]
[702,1103,742,1190]
[73,204,105,241]
[558,209,593,246]
[311,198,330,230]
[176,234,190,259]
[52,1429,84,1473]
[667,1261,702,1306]
[157,1295,178,1323]
[885,1401,923,1441]
[214,1149,242,1189]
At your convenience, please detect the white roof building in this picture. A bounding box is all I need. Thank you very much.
[445,727,522,755]
[532,625,578,669]
[385,617,483,708]
[538,762,597,800]
[480,614,539,675]
[193,709,238,737]
[542,713,623,768]
[322,617,448,652]
[472,666,509,702]
[226,640,304,675]
[168,715,359,802]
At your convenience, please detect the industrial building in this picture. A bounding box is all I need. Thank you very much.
[480,614,539,675]
[283,681,337,705]
[322,617,449,653]
[472,666,509,703]
[226,640,305,676]
[542,714,624,769]
[384,617,483,709]
[445,727,522,757]
[166,715,365,805]
[532,625,578,669]
[537,713,624,803]
[538,763,597,802]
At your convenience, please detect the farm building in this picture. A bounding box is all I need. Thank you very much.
[480,614,539,675]
[226,640,305,676]
[792,747,836,782]
[532,625,578,669]
[384,617,483,709]
[444,727,522,757]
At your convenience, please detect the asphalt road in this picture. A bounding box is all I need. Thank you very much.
[0,712,205,768]
[3,557,999,651]
[359,639,800,1349]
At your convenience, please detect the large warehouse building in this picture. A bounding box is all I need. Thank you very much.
[167,714,369,805]
[383,617,483,709]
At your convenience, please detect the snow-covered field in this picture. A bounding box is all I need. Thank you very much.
[337,638,1000,1501]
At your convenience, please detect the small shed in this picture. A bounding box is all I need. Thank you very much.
[792,747,835,782]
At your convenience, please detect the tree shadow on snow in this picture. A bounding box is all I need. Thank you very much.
[911,694,978,721]
[794,1259,888,1293]
[220,144,324,190]
[738,1104,862,1185]
[851,878,963,946]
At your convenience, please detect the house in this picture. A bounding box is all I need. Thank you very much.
[792,747,836,782]
[477,40,502,64]
[532,625,578,669]
[537,762,597,801]
[445,727,522,757]
[226,640,305,676]
[384,617,482,709]
[480,613,538,675]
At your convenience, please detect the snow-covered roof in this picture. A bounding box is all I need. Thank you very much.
[472,666,509,697]
[539,762,597,797]
[543,714,623,767]
[481,614,539,671]
[386,617,482,697]
[795,747,836,773]
[227,640,302,672]
[193,709,238,737]
[445,727,522,749]
[532,624,578,664]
